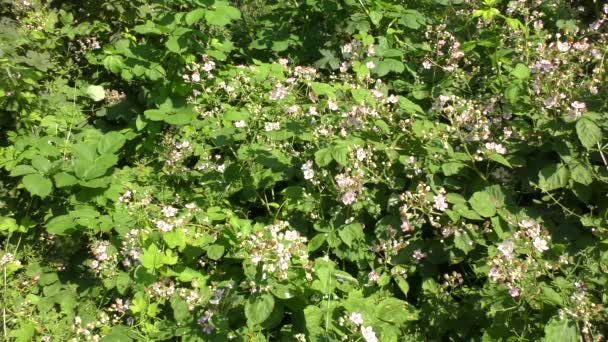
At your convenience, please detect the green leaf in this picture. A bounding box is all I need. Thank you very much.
[206,244,225,260]
[538,164,570,192]
[310,82,336,99]
[454,232,474,254]
[185,8,206,25]
[31,155,52,173]
[398,96,423,113]
[376,298,418,323]
[314,148,333,167]
[544,317,579,342]
[74,153,118,180]
[469,191,497,217]
[441,162,465,176]
[331,145,350,166]
[205,4,241,26]
[141,244,177,270]
[569,162,593,185]
[86,85,105,101]
[171,295,190,323]
[245,293,275,327]
[46,215,75,235]
[308,233,326,252]
[10,165,37,177]
[576,117,602,149]
[374,58,405,77]
[511,63,530,80]
[22,174,52,198]
[338,223,364,247]
[97,132,126,155]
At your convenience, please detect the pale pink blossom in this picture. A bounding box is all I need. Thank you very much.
[361,326,378,342]
[533,237,549,252]
[350,312,363,326]
[433,194,448,211]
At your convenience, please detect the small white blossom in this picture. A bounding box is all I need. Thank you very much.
[433,194,448,211]
[361,326,378,342]
[533,237,549,252]
[350,312,363,326]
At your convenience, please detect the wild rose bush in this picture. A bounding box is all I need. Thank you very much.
[1,0,608,341]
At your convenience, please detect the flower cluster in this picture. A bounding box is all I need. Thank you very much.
[241,221,310,281]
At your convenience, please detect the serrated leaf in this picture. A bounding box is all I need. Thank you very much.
[245,294,275,327]
[374,58,405,77]
[398,96,423,113]
[205,4,241,26]
[576,117,602,149]
[469,191,497,217]
[511,63,530,80]
[314,148,333,167]
[97,132,126,155]
[376,298,418,323]
[543,317,579,342]
[185,8,206,25]
[538,164,570,192]
[22,174,52,198]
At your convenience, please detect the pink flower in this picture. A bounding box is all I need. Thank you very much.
[434,194,448,211]
[327,100,338,111]
[488,267,501,281]
[366,61,376,69]
[361,326,378,342]
[368,271,380,282]
[570,101,586,111]
[533,237,549,252]
[342,191,357,205]
[387,94,398,104]
[412,249,426,262]
[350,312,363,326]
[509,287,520,298]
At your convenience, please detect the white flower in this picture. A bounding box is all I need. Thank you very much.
[366,61,376,69]
[497,240,514,260]
[269,84,288,100]
[412,249,426,262]
[387,94,398,104]
[488,267,501,281]
[556,41,571,52]
[543,96,557,108]
[327,100,338,111]
[356,148,367,161]
[302,160,314,180]
[284,230,299,241]
[156,220,174,232]
[533,237,549,252]
[342,191,357,205]
[265,122,280,131]
[278,58,289,66]
[368,271,380,282]
[202,61,215,72]
[423,60,432,69]
[161,206,178,218]
[433,194,448,211]
[341,43,352,54]
[340,61,349,73]
[361,326,378,342]
[234,120,246,128]
[570,101,586,111]
[509,287,520,298]
[190,72,201,82]
[350,312,363,326]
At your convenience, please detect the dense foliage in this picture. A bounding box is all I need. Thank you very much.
[1,0,608,340]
